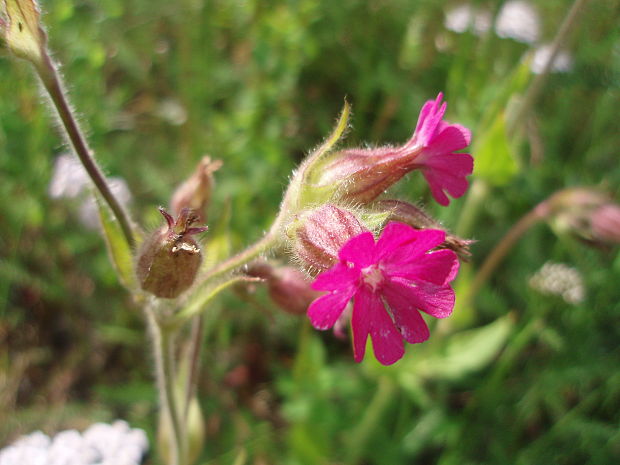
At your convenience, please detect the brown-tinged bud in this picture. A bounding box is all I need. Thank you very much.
[136,208,208,299]
[371,199,473,259]
[546,188,620,247]
[247,262,321,315]
[171,156,222,223]
[290,204,367,271]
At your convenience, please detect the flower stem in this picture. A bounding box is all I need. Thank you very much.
[468,201,551,301]
[344,376,396,465]
[35,53,136,248]
[147,308,186,465]
[201,227,281,285]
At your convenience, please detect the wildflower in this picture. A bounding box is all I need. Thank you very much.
[531,44,573,74]
[308,222,459,365]
[315,93,472,206]
[444,5,492,36]
[495,0,540,44]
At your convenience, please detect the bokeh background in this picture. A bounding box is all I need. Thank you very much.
[1,0,619,463]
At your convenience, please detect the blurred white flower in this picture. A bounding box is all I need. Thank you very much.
[495,0,540,44]
[78,177,132,230]
[0,421,148,465]
[531,44,574,74]
[529,262,585,305]
[49,154,133,230]
[444,4,492,36]
[48,154,91,199]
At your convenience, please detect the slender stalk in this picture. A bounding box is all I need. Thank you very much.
[35,53,136,248]
[183,316,204,422]
[507,0,593,134]
[344,376,396,465]
[468,201,551,300]
[201,228,281,284]
[147,308,186,465]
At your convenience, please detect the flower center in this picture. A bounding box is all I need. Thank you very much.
[361,264,384,292]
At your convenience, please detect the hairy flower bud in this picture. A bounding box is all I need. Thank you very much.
[290,204,367,271]
[247,263,320,315]
[372,199,473,259]
[171,156,222,223]
[136,208,207,299]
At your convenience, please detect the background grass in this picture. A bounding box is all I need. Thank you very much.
[1,0,619,464]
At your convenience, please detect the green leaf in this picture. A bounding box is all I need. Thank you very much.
[473,112,519,186]
[410,315,515,382]
[95,194,136,290]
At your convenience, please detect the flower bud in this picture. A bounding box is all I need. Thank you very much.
[290,204,367,271]
[590,204,620,244]
[371,199,472,259]
[546,188,620,247]
[171,156,222,223]
[247,263,321,315]
[136,208,207,299]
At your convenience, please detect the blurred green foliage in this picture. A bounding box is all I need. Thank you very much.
[1,0,619,464]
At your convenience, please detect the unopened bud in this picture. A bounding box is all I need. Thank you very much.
[247,263,320,315]
[546,188,620,247]
[136,208,207,299]
[590,204,620,244]
[171,156,222,223]
[290,204,367,271]
[372,199,472,259]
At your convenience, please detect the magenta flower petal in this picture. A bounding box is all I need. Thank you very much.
[351,287,373,363]
[308,287,356,330]
[421,152,473,206]
[391,304,430,344]
[386,248,459,286]
[339,231,377,267]
[413,93,446,147]
[425,125,471,155]
[385,279,455,319]
[312,262,360,292]
[352,287,407,365]
[378,224,446,264]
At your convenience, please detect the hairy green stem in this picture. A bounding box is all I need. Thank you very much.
[35,53,136,248]
[201,226,281,285]
[147,308,186,465]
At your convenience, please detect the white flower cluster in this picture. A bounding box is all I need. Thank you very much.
[529,262,586,305]
[0,421,148,465]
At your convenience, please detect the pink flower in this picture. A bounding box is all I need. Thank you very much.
[307,222,459,365]
[316,93,472,206]
[405,93,473,206]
